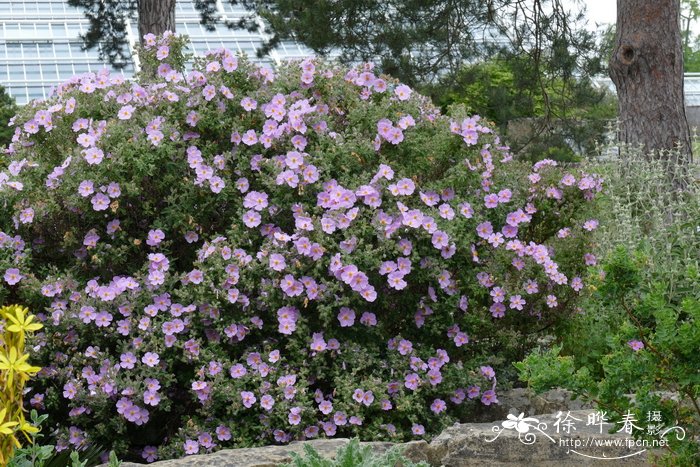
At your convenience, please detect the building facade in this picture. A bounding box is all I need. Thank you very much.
[0,0,313,104]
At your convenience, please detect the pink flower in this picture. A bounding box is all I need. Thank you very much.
[147,229,165,246]
[509,295,526,310]
[476,222,493,239]
[431,230,449,249]
[404,373,420,391]
[628,340,644,351]
[484,193,499,208]
[142,446,158,463]
[397,339,413,355]
[583,219,599,231]
[241,391,256,408]
[480,365,496,379]
[118,105,135,120]
[243,210,262,228]
[91,193,110,211]
[571,277,584,292]
[243,191,268,211]
[394,84,412,101]
[241,97,257,111]
[288,407,302,425]
[395,178,415,195]
[142,352,160,367]
[431,399,447,414]
[4,268,22,285]
[183,439,199,455]
[352,388,365,403]
[260,394,275,411]
[337,307,356,327]
[481,390,498,405]
[269,253,286,271]
[156,45,169,60]
[216,426,232,441]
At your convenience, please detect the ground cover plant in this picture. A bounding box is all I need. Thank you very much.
[0,33,602,462]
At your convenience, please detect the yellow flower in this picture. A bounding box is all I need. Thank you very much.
[17,416,39,443]
[0,408,18,435]
[5,306,42,334]
[0,347,41,387]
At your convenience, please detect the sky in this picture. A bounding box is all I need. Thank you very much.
[582,0,616,29]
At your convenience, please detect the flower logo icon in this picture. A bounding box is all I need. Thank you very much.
[502,412,541,433]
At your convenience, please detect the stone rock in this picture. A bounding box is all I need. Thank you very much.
[108,439,398,467]
[470,388,593,423]
[429,410,651,467]
[100,391,655,467]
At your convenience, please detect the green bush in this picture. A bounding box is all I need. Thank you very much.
[517,147,700,465]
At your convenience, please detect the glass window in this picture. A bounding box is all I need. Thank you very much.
[65,23,83,39]
[54,43,70,57]
[36,24,51,38]
[74,63,90,74]
[8,86,28,105]
[30,2,41,14]
[27,86,46,101]
[239,41,259,56]
[69,42,86,57]
[5,43,22,59]
[52,23,68,38]
[22,43,40,59]
[25,64,42,81]
[37,43,53,58]
[57,63,74,76]
[41,64,58,80]
[8,64,26,80]
[0,64,8,81]
[4,23,21,39]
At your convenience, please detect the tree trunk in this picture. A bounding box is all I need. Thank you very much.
[609,0,694,167]
[137,0,176,41]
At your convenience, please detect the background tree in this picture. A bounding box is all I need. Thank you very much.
[609,0,693,169]
[70,1,598,89]
[67,0,176,68]
[430,56,616,161]
[681,0,700,71]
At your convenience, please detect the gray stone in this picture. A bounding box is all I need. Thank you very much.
[470,388,593,423]
[429,410,652,466]
[101,391,655,467]
[107,439,399,467]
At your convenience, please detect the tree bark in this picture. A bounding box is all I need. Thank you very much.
[137,0,176,41]
[609,0,693,166]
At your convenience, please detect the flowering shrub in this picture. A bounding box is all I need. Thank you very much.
[0,33,602,461]
[0,305,42,464]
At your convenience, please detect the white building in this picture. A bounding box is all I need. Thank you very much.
[0,0,313,104]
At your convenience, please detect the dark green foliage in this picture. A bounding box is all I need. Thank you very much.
[8,410,105,467]
[0,85,17,157]
[428,56,617,161]
[66,0,132,69]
